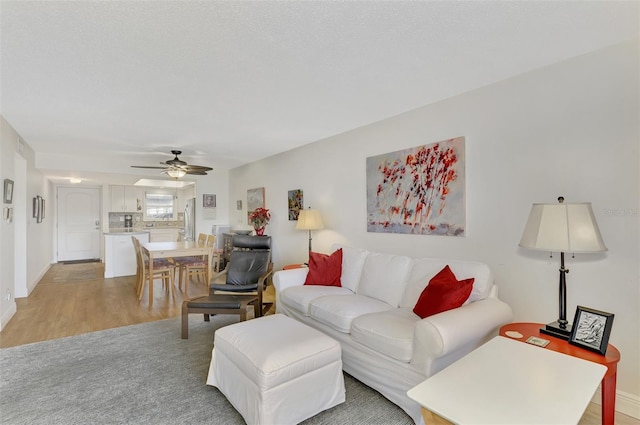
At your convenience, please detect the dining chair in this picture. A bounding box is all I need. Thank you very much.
[181,235,273,338]
[170,232,207,280]
[132,236,176,300]
[174,235,215,294]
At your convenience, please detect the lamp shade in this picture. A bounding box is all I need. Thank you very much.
[519,202,607,253]
[296,209,324,230]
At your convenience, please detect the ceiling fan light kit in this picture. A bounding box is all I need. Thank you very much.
[166,169,187,178]
[131,150,213,177]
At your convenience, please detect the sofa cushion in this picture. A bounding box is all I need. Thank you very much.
[304,248,343,287]
[413,265,474,318]
[356,252,412,307]
[280,286,353,316]
[400,258,493,308]
[331,244,368,293]
[309,294,393,333]
[351,308,419,363]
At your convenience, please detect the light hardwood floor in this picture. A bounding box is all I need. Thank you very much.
[0,262,637,425]
[0,261,210,348]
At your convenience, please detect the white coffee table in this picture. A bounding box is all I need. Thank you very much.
[407,336,607,425]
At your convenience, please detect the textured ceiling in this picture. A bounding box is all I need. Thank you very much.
[1,1,638,183]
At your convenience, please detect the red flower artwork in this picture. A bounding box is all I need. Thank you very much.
[367,137,465,236]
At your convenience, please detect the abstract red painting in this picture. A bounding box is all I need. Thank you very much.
[366,137,465,236]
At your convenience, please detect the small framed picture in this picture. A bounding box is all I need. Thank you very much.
[3,179,14,204]
[33,197,39,218]
[569,306,614,355]
[203,194,216,208]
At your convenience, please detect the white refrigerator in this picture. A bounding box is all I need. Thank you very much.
[184,197,196,241]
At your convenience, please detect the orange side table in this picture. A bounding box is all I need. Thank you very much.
[282,264,306,270]
[500,322,620,425]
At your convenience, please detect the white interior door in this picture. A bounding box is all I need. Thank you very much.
[57,187,101,261]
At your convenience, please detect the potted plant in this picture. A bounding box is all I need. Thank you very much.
[248,207,271,236]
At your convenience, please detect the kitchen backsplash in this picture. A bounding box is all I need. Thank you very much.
[108,212,184,231]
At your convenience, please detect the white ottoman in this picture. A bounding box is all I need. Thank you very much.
[207,314,345,425]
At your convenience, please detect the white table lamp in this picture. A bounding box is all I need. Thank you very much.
[296,207,324,254]
[519,196,607,339]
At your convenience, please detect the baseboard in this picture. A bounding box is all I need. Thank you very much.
[0,301,17,332]
[28,262,51,295]
[591,388,640,419]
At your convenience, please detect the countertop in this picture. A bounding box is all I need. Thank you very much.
[104,229,151,235]
[143,226,185,229]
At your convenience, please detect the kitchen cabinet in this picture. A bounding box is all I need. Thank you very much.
[110,185,143,212]
[104,231,149,278]
[149,228,180,242]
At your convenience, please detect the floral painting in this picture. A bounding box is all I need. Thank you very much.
[366,137,465,236]
[247,187,265,224]
[288,189,303,220]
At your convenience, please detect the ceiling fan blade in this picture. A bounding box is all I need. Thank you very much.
[131,150,212,176]
[183,165,213,171]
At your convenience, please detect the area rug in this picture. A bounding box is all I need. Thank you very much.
[0,315,412,425]
[51,263,101,282]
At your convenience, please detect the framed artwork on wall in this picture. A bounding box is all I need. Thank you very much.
[4,179,14,204]
[288,189,303,220]
[3,207,13,222]
[203,194,216,208]
[33,195,44,223]
[247,187,265,224]
[366,136,466,236]
[33,196,39,218]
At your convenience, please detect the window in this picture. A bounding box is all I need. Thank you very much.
[145,193,175,220]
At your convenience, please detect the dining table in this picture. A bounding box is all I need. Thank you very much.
[141,240,213,300]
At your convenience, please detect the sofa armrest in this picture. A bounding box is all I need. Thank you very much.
[273,268,308,291]
[273,268,309,310]
[411,291,513,376]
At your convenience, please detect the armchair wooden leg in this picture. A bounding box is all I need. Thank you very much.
[181,301,189,339]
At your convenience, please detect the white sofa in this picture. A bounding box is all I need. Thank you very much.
[273,245,513,424]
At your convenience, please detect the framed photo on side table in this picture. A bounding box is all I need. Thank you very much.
[569,306,614,355]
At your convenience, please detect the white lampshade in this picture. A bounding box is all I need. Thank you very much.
[519,202,607,253]
[296,209,324,231]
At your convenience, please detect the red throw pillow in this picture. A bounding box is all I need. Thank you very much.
[413,265,474,318]
[303,249,343,287]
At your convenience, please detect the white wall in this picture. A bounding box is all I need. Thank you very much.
[0,117,18,329]
[229,41,639,411]
[194,170,230,237]
[24,138,54,296]
[0,116,54,329]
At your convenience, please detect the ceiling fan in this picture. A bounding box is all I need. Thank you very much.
[131,150,213,177]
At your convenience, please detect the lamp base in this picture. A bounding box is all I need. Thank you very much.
[540,321,572,340]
